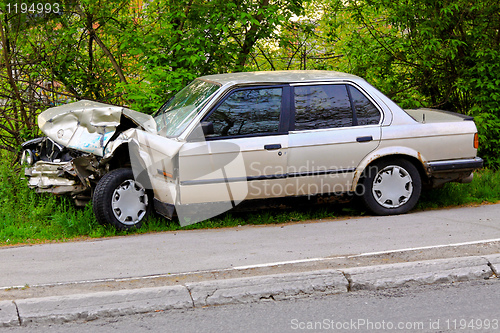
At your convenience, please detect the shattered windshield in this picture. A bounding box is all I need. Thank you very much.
[154,79,220,137]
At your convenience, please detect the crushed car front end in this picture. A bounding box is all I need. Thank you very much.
[22,78,221,230]
[22,100,156,206]
[22,135,102,206]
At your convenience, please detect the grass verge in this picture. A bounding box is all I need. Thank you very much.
[1,160,499,246]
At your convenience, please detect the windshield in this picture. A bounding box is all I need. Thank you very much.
[154,79,220,137]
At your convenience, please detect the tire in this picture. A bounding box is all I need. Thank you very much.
[360,158,421,215]
[93,168,152,230]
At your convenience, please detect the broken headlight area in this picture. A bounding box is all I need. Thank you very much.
[21,136,79,165]
[22,137,102,206]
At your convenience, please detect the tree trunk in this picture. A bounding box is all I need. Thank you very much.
[235,0,269,71]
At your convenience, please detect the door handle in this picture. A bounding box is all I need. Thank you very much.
[356,136,373,143]
[264,144,282,150]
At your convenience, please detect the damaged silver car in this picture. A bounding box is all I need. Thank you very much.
[22,70,483,230]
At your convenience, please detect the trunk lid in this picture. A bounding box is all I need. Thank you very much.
[405,108,474,123]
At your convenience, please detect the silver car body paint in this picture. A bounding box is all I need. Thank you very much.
[22,70,482,225]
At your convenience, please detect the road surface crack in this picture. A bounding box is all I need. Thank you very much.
[340,271,353,292]
[183,285,195,308]
[484,259,498,278]
[259,294,275,301]
[12,301,21,326]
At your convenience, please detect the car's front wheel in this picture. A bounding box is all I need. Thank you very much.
[360,158,421,215]
[93,168,152,230]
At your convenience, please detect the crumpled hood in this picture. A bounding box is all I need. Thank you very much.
[38,100,157,156]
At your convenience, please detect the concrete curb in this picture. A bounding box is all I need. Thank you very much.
[186,269,348,307]
[483,253,500,277]
[0,301,19,327]
[15,285,192,325]
[343,256,494,291]
[2,255,499,326]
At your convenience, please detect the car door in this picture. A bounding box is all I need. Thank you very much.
[286,83,382,196]
[176,85,290,222]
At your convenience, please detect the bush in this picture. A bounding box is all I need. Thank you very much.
[0,154,115,244]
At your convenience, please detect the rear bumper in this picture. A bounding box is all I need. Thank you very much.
[427,157,483,173]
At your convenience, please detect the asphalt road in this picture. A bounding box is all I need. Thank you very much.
[1,203,499,288]
[5,278,499,332]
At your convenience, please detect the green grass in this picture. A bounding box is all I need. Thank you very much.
[1,158,499,246]
[417,169,500,209]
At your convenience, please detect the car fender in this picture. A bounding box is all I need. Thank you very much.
[103,128,184,209]
[351,146,429,191]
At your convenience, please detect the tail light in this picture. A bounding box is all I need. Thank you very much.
[474,133,479,149]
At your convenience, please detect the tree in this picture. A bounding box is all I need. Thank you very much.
[117,0,307,112]
[326,0,500,166]
[249,1,343,71]
[0,0,307,156]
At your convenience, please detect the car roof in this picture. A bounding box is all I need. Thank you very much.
[198,70,362,86]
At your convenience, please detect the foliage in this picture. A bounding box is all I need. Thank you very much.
[417,168,500,208]
[117,0,307,112]
[1,1,499,244]
[324,0,500,167]
[1,0,499,164]
[0,0,307,152]
[249,1,342,71]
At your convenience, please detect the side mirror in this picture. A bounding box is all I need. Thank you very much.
[201,121,214,136]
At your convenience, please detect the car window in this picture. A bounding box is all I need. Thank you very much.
[294,85,352,131]
[155,79,220,137]
[205,87,282,138]
[349,86,381,125]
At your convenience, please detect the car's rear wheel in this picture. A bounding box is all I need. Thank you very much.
[93,168,152,230]
[360,158,421,215]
